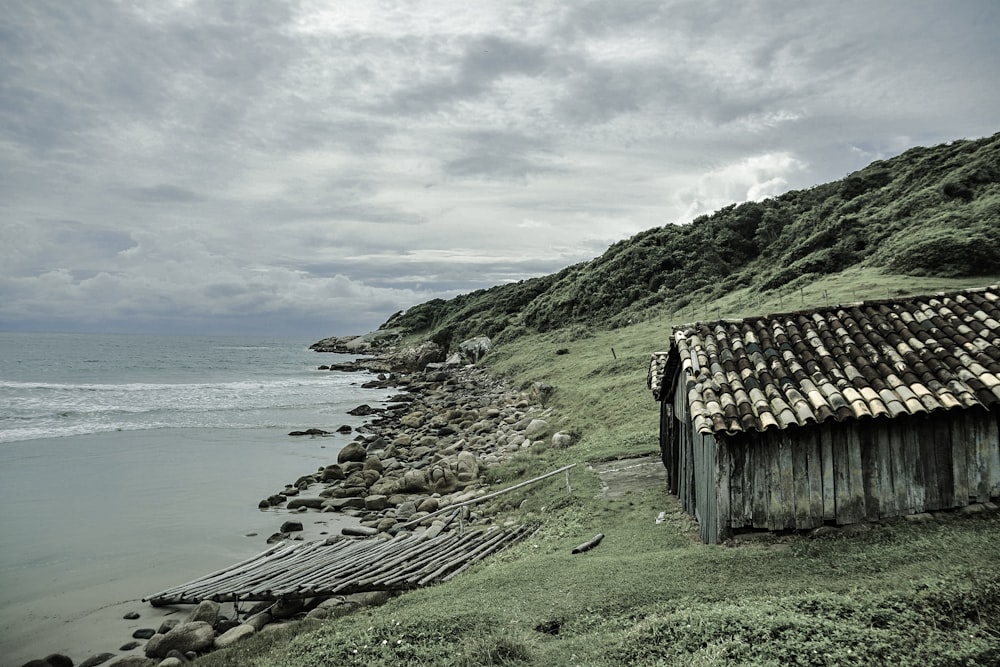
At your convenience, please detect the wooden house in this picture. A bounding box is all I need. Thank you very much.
[647,286,1000,544]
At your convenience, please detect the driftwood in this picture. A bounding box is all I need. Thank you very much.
[571,533,604,554]
[144,524,539,606]
[396,463,577,530]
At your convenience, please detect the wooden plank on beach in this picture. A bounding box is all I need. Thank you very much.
[144,524,539,606]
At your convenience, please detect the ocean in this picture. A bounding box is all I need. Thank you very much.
[0,332,389,664]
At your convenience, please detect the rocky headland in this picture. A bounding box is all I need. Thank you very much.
[20,336,571,667]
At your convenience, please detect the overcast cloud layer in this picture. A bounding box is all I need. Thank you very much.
[2,1,998,338]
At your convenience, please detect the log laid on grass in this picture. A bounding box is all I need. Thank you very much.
[571,533,604,554]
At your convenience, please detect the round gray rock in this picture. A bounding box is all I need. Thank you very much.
[144,621,215,658]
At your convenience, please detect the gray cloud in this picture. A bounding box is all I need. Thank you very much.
[1,0,998,336]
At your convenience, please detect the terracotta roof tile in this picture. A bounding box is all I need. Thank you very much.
[647,286,1000,435]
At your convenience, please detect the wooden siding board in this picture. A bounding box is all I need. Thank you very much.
[685,426,695,515]
[832,428,865,525]
[874,421,897,518]
[904,420,927,512]
[986,411,1000,498]
[792,431,810,529]
[729,438,746,529]
[705,433,720,543]
[933,416,956,508]
[846,428,867,524]
[659,400,671,478]
[751,435,768,528]
[716,438,731,542]
[767,435,782,530]
[950,413,970,505]
[778,435,796,529]
[807,431,825,525]
[969,410,987,501]
[919,416,941,510]
[821,429,836,521]
[890,423,911,514]
[859,424,881,521]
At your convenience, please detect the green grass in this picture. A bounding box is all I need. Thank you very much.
[199,271,1000,666]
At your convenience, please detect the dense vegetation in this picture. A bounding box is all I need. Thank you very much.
[199,133,1000,666]
[385,132,1000,348]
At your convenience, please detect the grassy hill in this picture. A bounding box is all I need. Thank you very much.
[201,134,1000,666]
[384,132,1000,348]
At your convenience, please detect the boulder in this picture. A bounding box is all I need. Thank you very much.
[23,656,73,667]
[430,465,459,492]
[271,597,305,619]
[342,525,378,537]
[551,432,573,447]
[416,497,440,513]
[106,658,158,667]
[364,495,389,511]
[524,419,548,438]
[156,659,184,667]
[322,497,366,511]
[288,428,330,436]
[400,411,425,428]
[336,424,352,433]
[395,500,417,521]
[455,451,479,482]
[286,497,324,510]
[389,342,445,371]
[400,469,429,492]
[214,624,256,649]
[294,474,317,488]
[186,599,221,625]
[280,520,304,533]
[132,628,156,639]
[243,611,272,631]
[528,382,554,404]
[337,441,367,464]
[148,618,175,634]
[376,517,398,533]
[347,404,377,416]
[144,621,215,658]
[321,465,346,481]
[215,618,241,634]
[363,456,384,473]
[458,336,492,363]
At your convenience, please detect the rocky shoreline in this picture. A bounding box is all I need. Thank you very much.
[21,341,569,667]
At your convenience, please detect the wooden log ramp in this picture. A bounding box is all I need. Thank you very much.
[143,524,539,606]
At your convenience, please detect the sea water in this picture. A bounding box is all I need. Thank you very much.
[0,332,389,664]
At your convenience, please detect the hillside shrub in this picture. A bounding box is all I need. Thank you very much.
[885,226,1000,276]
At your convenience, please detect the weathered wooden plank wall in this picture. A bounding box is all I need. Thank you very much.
[669,381,719,544]
[716,407,1000,541]
[662,368,1000,545]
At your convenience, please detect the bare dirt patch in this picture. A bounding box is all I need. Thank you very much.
[590,455,667,498]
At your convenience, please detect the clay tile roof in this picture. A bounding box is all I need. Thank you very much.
[647,286,1000,435]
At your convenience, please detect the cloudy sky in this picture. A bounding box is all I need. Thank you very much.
[1,1,998,338]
